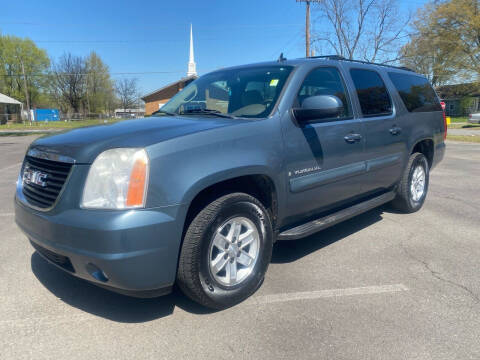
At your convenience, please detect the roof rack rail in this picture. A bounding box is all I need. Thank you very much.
[306,55,415,72]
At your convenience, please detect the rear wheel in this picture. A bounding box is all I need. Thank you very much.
[177,193,273,309]
[391,152,429,213]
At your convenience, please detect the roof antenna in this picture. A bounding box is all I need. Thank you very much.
[277,52,287,62]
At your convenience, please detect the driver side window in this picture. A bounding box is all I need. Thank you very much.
[297,67,352,120]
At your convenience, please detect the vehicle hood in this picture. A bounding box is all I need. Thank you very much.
[29,116,239,164]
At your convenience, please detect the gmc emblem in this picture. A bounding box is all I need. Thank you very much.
[23,167,48,187]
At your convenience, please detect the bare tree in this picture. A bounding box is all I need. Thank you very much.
[115,78,139,110]
[311,0,410,63]
[51,53,86,114]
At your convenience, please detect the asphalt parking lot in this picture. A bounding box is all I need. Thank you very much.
[1,135,479,359]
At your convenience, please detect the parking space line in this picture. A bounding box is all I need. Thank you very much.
[0,213,14,217]
[245,284,409,306]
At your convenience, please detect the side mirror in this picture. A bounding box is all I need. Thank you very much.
[293,95,344,124]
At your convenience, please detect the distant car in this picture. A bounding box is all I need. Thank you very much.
[468,112,480,124]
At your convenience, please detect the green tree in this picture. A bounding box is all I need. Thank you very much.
[85,51,115,115]
[0,34,50,111]
[401,0,480,83]
[430,0,480,75]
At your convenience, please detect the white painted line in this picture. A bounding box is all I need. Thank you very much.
[0,162,22,172]
[0,213,14,217]
[245,284,409,306]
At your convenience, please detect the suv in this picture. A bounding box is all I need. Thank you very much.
[15,56,446,309]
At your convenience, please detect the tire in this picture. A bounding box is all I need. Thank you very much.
[177,193,273,309]
[390,152,429,213]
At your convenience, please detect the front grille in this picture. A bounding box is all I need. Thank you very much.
[31,240,75,272]
[22,155,72,209]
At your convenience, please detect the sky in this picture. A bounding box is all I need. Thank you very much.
[1,0,429,96]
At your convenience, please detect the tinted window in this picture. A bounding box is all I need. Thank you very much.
[388,72,441,112]
[350,69,392,117]
[297,67,352,120]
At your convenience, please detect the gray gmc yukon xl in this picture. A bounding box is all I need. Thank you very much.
[15,56,446,309]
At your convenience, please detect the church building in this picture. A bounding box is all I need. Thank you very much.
[142,25,198,115]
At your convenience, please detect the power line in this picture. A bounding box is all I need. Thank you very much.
[0,70,188,77]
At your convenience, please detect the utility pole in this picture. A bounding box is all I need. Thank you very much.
[296,0,320,57]
[19,58,31,124]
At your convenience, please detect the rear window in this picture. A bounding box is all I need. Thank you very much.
[388,72,441,112]
[350,69,392,117]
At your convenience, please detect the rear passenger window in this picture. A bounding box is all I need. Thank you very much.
[297,67,352,120]
[388,72,442,112]
[350,69,392,117]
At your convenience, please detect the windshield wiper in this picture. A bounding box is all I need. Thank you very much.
[180,108,236,119]
[152,109,177,116]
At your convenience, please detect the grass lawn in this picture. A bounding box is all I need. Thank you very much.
[447,135,480,143]
[448,123,480,129]
[449,116,469,123]
[0,119,124,131]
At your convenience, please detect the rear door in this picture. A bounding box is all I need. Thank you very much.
[346,67,406,193]
[281,66,368,225]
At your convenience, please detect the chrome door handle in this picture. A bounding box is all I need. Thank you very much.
[389,126,402,135]
[344,133,362,143]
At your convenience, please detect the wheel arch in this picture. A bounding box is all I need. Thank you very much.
[410,138,434,168]
[181,170,279,236]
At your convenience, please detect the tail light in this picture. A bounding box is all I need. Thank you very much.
[440,101,447,139]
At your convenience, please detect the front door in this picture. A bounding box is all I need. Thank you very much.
[281,66,367,226]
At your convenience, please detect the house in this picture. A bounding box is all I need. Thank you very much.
[142,25,198,115]
[435,83,480,116]
[0,92,22,124]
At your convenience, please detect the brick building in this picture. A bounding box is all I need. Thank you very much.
[142,75,197,115]
[142,25,198,115]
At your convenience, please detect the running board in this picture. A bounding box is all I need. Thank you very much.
[277,191,396,241]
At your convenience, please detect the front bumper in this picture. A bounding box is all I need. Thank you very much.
[15,197,186,297]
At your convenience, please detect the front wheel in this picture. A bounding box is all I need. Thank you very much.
[390,152,430,213]
[177,193,273,309]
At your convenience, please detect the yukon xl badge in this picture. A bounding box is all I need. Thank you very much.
[23,167,48,187]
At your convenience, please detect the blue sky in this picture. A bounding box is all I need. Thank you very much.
[1,0,428,95]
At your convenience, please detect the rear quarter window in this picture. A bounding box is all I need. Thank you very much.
[388,72,442,112]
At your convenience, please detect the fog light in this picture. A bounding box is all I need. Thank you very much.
[85,263,109,282]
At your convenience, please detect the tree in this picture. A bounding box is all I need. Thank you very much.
[0,35,50,112]
[399,0,480,85]
[311,0,410,63]
[400,30,456,86]
[51,53,86,114]
[115,78,140,110]
[85,51,115,115]
[428,0,480,75]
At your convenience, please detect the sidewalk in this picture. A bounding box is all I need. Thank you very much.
[448,128,480,136]
[0,129,61,135]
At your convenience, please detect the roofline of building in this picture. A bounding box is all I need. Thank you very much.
[0,93,22,105]
[141,75,198,100]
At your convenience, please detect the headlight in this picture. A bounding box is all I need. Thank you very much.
[81,148,149,209]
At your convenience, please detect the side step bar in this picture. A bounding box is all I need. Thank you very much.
[277,191,396,241]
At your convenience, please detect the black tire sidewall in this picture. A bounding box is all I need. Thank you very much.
[406,154,429,211]
[197,196,272,308]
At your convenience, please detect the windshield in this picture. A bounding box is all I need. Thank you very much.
[161,65,294,119]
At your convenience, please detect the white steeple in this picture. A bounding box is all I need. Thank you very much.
[187,24,197,77]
